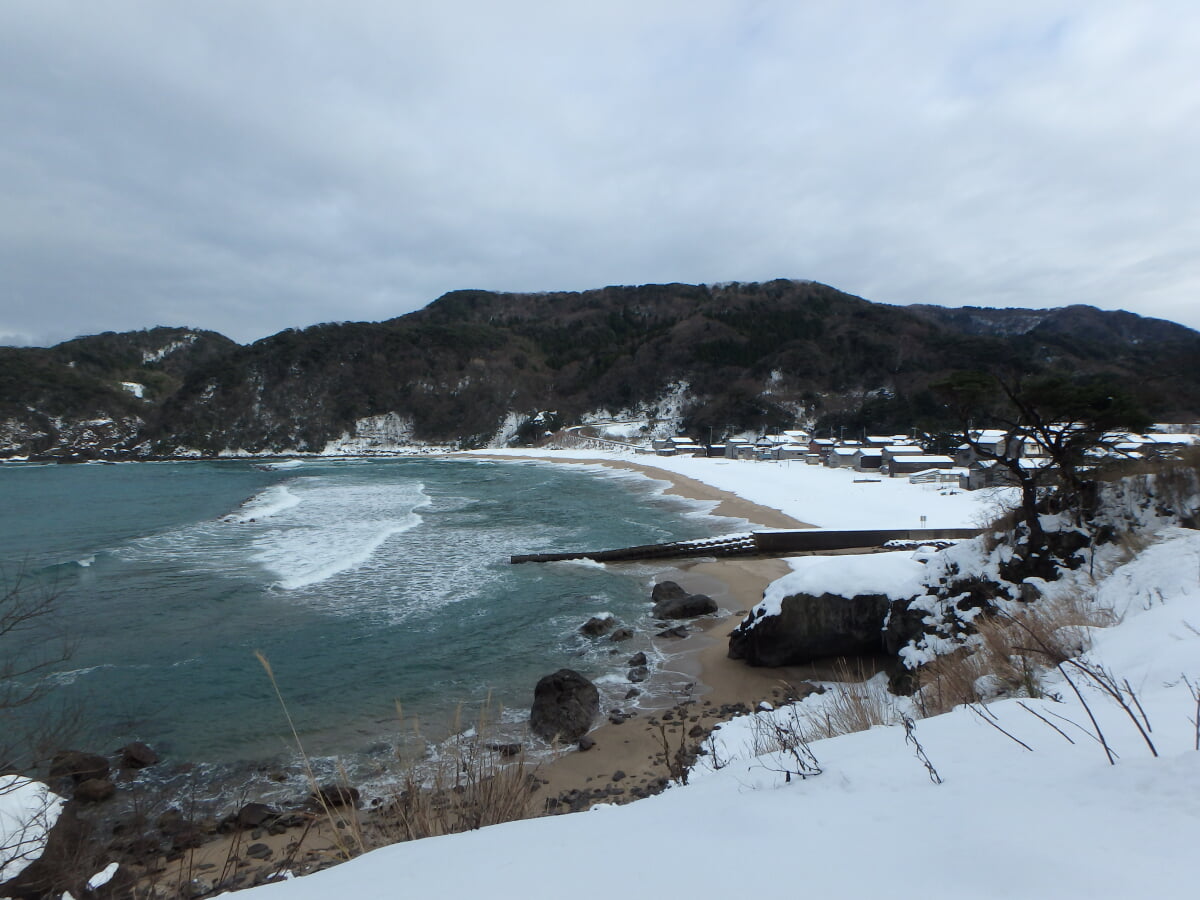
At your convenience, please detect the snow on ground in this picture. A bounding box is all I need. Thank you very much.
[228,530,1200,899]
[473,448,1009,529]
[0,776,64,883]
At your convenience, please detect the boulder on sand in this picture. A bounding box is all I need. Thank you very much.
[530,669,599,743]
[652,592,715,619]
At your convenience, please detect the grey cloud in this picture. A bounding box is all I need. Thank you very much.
[1,1,1198,347]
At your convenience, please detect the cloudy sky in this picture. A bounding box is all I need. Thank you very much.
[2,1,1198,346]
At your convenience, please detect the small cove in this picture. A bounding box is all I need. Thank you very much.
[0,456,743,808]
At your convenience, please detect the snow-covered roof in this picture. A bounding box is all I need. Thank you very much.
[889,455,956,465]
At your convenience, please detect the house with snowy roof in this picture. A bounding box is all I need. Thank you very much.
[883,454,956,478]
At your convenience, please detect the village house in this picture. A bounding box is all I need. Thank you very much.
[883,454,957,477]
[826,447,860,469]
[853,448,884,471]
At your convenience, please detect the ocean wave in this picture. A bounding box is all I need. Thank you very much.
[262,513,425,590]
[258,459,305,471]
[251,478,432,591]
[45,663,115,686]
[221,484,302,524]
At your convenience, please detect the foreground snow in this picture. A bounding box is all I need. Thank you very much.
[472,448,1006,529]
[229,526,1200,900]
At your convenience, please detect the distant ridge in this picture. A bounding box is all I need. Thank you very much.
[2,281,1198,458]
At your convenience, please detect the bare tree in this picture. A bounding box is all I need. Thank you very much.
[1,566,80,773]
[0,568,80,885]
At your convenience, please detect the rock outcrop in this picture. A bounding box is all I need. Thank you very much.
[728,591,891,666]
[651,581,717,619]
[119,741,159,770]
[530,669,599,743]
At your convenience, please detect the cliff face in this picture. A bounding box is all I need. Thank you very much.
[3,281,1199,458]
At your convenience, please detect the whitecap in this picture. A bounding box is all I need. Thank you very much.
[221,484,302,524]
[46,664,114,686]
[251,478,431,591]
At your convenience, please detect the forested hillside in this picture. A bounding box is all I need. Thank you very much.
[2,281,1198,458]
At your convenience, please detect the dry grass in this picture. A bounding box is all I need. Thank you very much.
[256,651,365,861]
[370,698,539,845]
[914,590,1115,717]
[800,660,900,740]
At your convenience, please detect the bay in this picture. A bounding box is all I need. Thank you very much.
[0,456,729,793]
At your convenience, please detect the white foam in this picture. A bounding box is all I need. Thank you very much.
[250,478,430,591]
[262,459,305,470]
[222,484,302,524]
[262,513,424,590]
[46,664,113,686]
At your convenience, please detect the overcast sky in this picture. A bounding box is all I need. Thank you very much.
[1,1,1198,347]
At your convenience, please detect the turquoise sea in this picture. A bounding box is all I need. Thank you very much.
[0,456,732,802]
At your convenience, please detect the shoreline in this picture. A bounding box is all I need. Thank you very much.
[465,452,822,807]
[137,451,823,889]
[466,452,812,531]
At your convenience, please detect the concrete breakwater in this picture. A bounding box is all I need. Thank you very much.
[510,528,983,564]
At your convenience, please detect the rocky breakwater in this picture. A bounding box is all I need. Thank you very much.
[728,551,931,666]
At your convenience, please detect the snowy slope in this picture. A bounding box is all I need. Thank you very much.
[229,528,1200,900]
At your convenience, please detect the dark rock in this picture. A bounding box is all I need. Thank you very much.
[611,770,626,781]
[236,802,276,829]
[577,735,596,751]
[49,750,110,783]
[656,625,689,639]
[609,627,634,642]
[579,615,617,637]
[627,651,648,667]
[245,842,273,860]
[653,592,717,619]
[628,665,649,683]
[530,668,599,743]
[727,591,891,666]
[651,581,689,604]
[487,742,524,757]
[624,687,641,700]
[313,785,360,808]
[74,778,116,803]
[120,740,159,769]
